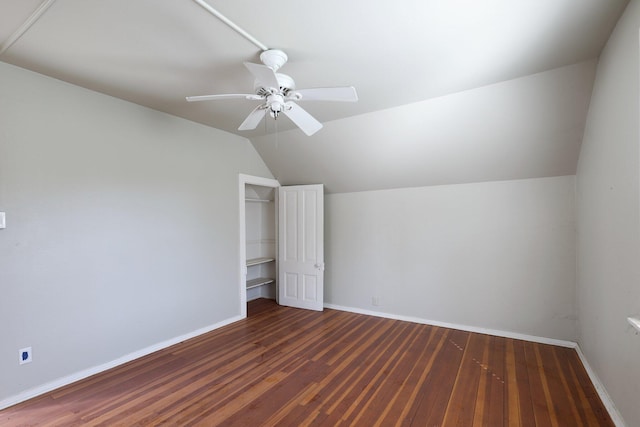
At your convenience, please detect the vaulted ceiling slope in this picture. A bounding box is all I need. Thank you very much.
[0,1,629,193]
[254,61,596,193]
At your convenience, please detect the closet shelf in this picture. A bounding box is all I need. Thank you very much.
[246,277,275,289]
[246,257,275,267]
[245,198,272,203]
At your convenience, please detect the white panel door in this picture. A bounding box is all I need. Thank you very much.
[278,184,324,311]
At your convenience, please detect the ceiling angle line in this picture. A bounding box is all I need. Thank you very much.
[191,0,268,51]
[0,0,57,57]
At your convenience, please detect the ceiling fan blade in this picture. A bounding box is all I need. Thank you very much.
[283,102,323,136]
[238,105,267,131]
[186,94,260,102]
[244,62,280,89]
[294,86,358,102]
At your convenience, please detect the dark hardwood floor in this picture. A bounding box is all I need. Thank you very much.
[1,298,613,426]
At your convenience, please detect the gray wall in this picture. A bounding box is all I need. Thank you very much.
[576,1,640,426]
[0,62,272,403]
[325,176,577,341]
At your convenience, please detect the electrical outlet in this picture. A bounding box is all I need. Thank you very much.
[372,296,381,306]
[19,347,32,365]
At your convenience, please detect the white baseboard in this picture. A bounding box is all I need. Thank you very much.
[0,315,243,411]
[324,303,577,348]
[324,302,626,426]
[574,346,627,427]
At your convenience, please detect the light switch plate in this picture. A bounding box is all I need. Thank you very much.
[0,212,5,229]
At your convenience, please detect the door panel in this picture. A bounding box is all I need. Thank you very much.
[284,192,298,260]
[303,275,317,301]
[284,273,298,298]
[278,184,324,311]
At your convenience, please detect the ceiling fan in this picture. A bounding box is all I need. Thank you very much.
[186,49,358,136]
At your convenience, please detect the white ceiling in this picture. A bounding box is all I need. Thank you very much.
[0,0,629,192]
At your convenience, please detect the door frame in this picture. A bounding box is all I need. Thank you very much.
[238,174,280,318]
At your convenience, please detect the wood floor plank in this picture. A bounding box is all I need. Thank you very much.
[487,335,507,427]
[326,321,415,420]
[534,344,561,427]
[562,347,616,427]
[385,328,448,426]
[298,318,400,412]
[543,345,584,425]
[524,340,554,427]
[512,339,536,427]
[505,339,522,427]
[440,332,480,426]
[409,328,466,425]
[370,328,439,426]
[0,299,614,426]
[345,326,427,425]
[472,334,492,427]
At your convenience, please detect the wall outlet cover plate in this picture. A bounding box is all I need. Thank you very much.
[19,347,32,365]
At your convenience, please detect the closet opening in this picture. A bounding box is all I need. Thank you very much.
[239,174,280,317]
